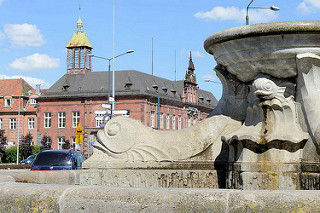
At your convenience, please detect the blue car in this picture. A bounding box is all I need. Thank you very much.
[31,150,82,171]
[20,154,37,165]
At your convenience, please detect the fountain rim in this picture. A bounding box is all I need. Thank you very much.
[204,21,320,55]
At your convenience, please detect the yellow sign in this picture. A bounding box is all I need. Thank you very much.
[75,123,84,135]
[76,134,83,145]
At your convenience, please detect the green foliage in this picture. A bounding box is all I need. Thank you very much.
[20,132,33,160]
[33,145,42,155]
[41,135,52,150]
[3,146,20,163]
[2,145,43,164]
[0,130,7,150]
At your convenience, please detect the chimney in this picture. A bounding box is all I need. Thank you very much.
[36,84,41,95]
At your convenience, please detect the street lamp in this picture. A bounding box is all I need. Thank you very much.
[89,50,134,118]
[246,0,279,25]
[16,91,30,164]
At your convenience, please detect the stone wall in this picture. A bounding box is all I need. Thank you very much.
[1,181,320,212]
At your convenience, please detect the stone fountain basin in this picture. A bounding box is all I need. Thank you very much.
[204,21,320,82]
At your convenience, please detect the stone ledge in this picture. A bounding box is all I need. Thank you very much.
[0,182,320,212]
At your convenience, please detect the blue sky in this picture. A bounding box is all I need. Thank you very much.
[0,0,319,100]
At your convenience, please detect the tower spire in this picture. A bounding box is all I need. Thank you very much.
[188,51,195,71]
[185,51,197,84]
[77,6,83,33]
[66,8,93,75]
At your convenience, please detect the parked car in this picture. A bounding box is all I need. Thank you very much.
[70,150,86,170]
[20,154,37,165]
[31,150,83,171]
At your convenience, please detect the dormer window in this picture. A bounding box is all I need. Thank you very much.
[4,98,11,107]
[162,87,167,93]
[171,89,176,96]
[30,98,37,104]
[124,77,133,90]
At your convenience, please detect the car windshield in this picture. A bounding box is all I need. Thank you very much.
[27,155,36,160]
[33,152,72,166]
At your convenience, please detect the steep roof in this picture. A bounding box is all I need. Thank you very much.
[0,79,33,96]
[66,32,93,48]
[41,70,218,109]
[66,16,92,48]
[0,79,36,112]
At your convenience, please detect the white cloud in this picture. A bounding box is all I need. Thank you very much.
[297,0,320,14]
[0,74,51,89]
[194,6,244,21]
[202,73,220,83]
[194,6,278,24]
[9,53,60,72]
[4,23,44,47]
[192,51,205,58]
[0,31,5,40]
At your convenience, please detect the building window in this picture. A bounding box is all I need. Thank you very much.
[44,112,51,128]
[30,98,37,104]
[0,118,2,129]
[28,118,34,129]
[150,111,155,128]
[72,111,80,128]
[58,137,65,150]
[4,98,11,107]
[10,118,16,129]
[160,113,163,129]
[75,49,79,68]
[58,112,66,128]
[71,137,76,149]
[188,116,191,127]
[172,115,176,130]
[178,115,181,130]
[68,49,73,69]
[96,113,104,127]
[86,49,91,68]
[166,114,170,130]
[80,48,85,68]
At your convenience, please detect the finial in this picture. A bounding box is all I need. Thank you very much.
[76,6,83,33]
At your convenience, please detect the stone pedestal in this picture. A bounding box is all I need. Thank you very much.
[85,21,320,190]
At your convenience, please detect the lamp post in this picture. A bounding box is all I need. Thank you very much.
[89,50,134,118]
[152,84,160,130]
[16,95,21,164]
[246,0,279,25]
[16,91,30,164]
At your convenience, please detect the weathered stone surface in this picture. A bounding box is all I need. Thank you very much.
[84,115,232,165]
[1,182,320,212]
[83,21,320,190]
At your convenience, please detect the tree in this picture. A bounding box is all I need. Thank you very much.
[62,139,71,150]
[41,135,52,150]
[0,130,7,163]
[20,132,33,160]
[0,130,7,150]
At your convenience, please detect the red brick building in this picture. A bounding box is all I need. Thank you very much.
[0,79,40,145]
[36,15,218,157]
